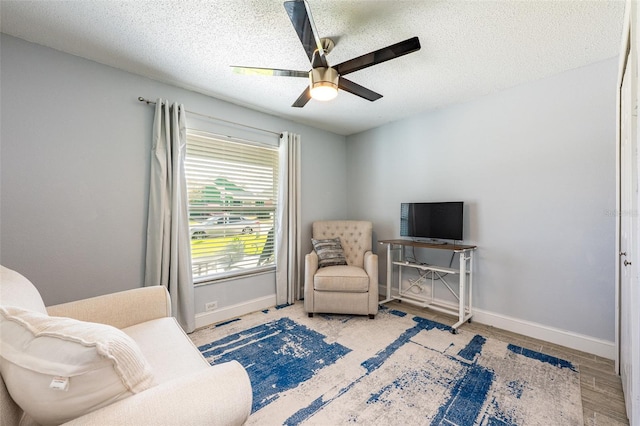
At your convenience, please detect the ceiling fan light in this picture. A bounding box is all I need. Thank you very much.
[311,83,338,101]
[310,67,339,101]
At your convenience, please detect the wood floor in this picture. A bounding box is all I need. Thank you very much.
[384,300,630,426]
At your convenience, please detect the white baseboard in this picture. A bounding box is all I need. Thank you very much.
[195,294,277,329]
[378,285,616,360]
[198,291,616,360]
[471,308,616,360]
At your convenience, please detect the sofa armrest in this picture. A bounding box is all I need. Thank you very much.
[364,251,379,314]
[63,360,252,426]
[47,286,171,329]
[364,251,378,282]
[304,251,318,312]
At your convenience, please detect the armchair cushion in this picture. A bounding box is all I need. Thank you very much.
[0,306,154,426]
[311,238,347,268]
[122,317,208,384]
[314,266,369,292]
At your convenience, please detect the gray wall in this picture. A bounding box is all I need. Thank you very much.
[0,33,618,343]
[346,58,617,341]
[0,34,347,311]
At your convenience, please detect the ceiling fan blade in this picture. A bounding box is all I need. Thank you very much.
[232,66,308,78]
[283,0,328,68]
[292,87,312,108]
[338,77,383,102]
[335,37,421,76]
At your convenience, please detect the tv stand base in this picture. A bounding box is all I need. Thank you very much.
[378,239,476,332]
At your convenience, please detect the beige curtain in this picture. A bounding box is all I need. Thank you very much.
[144,99,195,332]
[276,132,301,305]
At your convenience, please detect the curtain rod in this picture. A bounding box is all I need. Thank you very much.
[137,97,281,137]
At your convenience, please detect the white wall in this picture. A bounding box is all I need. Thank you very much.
[347,58,618,343]
[0,34,347,312]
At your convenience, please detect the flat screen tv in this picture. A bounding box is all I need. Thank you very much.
[400,202,464,241]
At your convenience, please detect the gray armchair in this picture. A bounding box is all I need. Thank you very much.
[304,221,378,318]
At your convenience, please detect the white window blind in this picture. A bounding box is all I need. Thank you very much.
[185,131,278,282]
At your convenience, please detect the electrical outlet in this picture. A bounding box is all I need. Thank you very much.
[205,301,218,312]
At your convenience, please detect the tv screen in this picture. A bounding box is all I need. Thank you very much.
[400,202,464,241]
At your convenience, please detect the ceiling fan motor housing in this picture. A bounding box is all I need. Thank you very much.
[309,67,339,101]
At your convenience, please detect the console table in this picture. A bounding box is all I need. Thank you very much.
[378,239,477,333]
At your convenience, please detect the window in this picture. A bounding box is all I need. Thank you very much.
[185,131,278,282]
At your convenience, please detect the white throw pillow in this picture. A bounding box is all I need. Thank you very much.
[0,306,155,425]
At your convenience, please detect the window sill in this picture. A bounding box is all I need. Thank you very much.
[194,265,276,287]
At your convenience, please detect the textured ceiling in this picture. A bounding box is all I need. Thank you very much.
[0,0,626,135]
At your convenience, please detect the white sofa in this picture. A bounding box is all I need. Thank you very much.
[0,265,252,425]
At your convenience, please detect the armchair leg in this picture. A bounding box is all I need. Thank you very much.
[368,314,375,319]
[308,313,314,318]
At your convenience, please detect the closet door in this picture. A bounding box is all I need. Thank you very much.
[619,5,640,422]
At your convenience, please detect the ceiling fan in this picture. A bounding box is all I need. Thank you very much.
[231,0,421,108]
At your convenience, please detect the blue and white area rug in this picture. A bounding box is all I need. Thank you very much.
[191,304,583,425]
